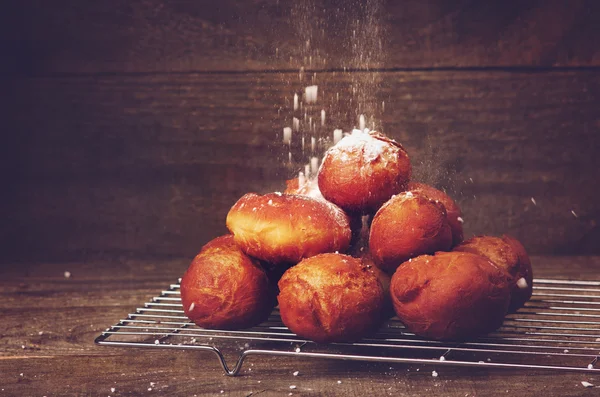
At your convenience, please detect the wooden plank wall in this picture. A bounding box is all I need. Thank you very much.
[3,0,600,74]
[1,0,599,263]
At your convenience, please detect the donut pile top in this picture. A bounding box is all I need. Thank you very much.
[180,129,533,343]
[318,130,411,214]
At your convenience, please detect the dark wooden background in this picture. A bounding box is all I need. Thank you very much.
[2,0,600,264]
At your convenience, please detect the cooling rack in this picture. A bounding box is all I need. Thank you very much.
[95,278,600,376]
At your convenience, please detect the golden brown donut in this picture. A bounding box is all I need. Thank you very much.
[285,175,370,252]
[453,235,533,312]
[284,175,370,254]
[318,130,411,214]
[180,235,274,329]
[226,192,352,265]
[369,192,453,273]
[277,253,385,343]
[408,182,464,246]
[390,251,512,340]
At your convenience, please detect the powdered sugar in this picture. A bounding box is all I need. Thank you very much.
[516,277,528,289]
[328,130,387,163]
[378,191,416,212]
[320,199,351,230]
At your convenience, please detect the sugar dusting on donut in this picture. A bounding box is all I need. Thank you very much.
[286,193,349,231]
[318,130,412,214]
[329,129,388,163]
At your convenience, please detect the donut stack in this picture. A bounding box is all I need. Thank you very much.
[180,130,533,342]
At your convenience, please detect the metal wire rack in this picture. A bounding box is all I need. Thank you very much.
[95,278,600,376]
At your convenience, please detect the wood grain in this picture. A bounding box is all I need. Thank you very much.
[2,70,599,262]
[5,353,596,397]
[0,257,599,396]
[2,353,597,396]
[3,0,600,75]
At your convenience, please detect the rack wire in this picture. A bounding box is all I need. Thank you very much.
[95,278,600,376]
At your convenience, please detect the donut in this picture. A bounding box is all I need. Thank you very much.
[390,251,512,340]
[284,174,372,253]
[318,130,411,214]
[369,191,453,273]
[408,182,464,246]
[226,192,352,265]
[453,235,533,311]
[180,235,274,329]
[277,253,385,343]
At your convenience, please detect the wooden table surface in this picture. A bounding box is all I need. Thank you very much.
[1,256,599,396]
